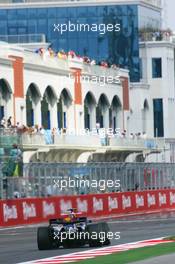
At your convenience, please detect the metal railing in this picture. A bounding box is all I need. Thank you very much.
[0,128,21,147]
[0,128,164,149]
[139,31,173,42]
[21,132,165,150]
[0,42,123,79]
[0,34,46,44]
[0,162,174,199]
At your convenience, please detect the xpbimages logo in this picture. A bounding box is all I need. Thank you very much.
[54,178,121,191]
[53,21,121,35]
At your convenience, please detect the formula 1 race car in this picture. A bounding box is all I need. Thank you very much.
[37,208,110,250]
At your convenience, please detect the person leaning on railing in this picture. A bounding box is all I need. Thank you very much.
[34,46,121,71]
[0,117,6,128]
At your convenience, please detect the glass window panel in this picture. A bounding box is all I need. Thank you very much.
[18,20,27,27]
[58,38,68,51]
[128,5,137,15]
[67,38,77,52]
[56,18,68,37]
[67,17,78,38]
[97,6,107,17]
[18,29,28,43]
[18,27,27,34]
[37,8,48,19]
[87,17,99,35]
[57,8,67,18]
[28,19,37,33]
[88,37,98,58]
[67,7,77,18]
[0,10,7,20]
[153,99,164,137]
[108,6,117,16]
[7,9,17,20]
[8,27,17,35]
[152,58,162,78]
[48,8,57,18]
[87,6,97,17]
[77,17,88,38]
[17,9,27,19]
[28,8,37,19]
[8,19,17,27]
[78,37,88,55]
[37,19,48,33]
[0,21,7,35]
[48,19,58,38]
[50,39,57,50]
[77,7,88,17]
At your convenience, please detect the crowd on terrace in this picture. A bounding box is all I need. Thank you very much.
[0,116,148,140]
[139,29,173,42]
[35,47,119,69]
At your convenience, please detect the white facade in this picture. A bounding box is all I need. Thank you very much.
[0,43,127,133]
[139,40,175,138]
[1,38,175,162]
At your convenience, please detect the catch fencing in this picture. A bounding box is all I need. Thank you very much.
[0,162,175,199]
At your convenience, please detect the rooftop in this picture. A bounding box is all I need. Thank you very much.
[139,31,175,46]
[0,0,162,9]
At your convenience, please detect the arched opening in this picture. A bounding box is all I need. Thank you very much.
[84,92,96,130]
[0,79,12,120]
[96,94,110,128]
[41,86,57,129]
[109,95,122,131]
[26,83,41,127]
[142,99,149,134]
[58,88,72,129]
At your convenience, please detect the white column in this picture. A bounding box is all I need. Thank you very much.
[74,104,84,133]
[50,102,58,129]
[90,105,96,130]
[103,107,109,128]
[67,103,75,130]
[7,96,13,120]
[34,101,41,127]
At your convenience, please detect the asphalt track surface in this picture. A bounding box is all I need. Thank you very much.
[1,213,175,264]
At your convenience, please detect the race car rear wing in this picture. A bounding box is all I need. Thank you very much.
[49,217,91,225]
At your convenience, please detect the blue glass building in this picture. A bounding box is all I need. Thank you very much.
[0,1,161,82]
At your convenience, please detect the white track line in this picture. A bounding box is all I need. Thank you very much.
[17,237,170,264]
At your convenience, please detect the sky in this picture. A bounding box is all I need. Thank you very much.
[166,0,175,30]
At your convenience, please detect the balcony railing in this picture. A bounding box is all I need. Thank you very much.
[139,31,173,43]
[21,132,165,150]
[0,128,165,152]
[0,34,46,44]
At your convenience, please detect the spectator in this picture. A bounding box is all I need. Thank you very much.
[13,191,21,198]
[7,116,12,128]
[130,133,134,139]
[0,117,6,128]
[142,132,147,139]
[16,122,21,128]
[68,50,76,59]
[48,47,55,57]
[52,128,56,144]
[39,126,45,135]
[96,122,100,133]
[90,59,96,65]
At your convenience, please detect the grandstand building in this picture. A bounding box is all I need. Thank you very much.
[0,35,174,163]
[0,0,162,82]
[1,0,175,163]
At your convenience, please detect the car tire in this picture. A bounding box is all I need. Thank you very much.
[87,222,110,247]
[37,226,53,250]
